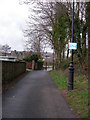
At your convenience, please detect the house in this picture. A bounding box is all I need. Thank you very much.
[0,56,17,61]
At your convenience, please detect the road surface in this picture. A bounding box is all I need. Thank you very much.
[3,71,76,118]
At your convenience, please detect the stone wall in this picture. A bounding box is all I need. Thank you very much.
[2,61,26,85]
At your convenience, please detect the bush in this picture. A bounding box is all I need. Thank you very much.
[25,54,39,62]
[60,58,71,70]
[37,59,44,70]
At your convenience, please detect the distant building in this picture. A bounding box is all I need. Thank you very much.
[41,52,56,64]
[10,50,32,59]
[0,49,33,60]
[0,50,56,63]
[0,56,17,61]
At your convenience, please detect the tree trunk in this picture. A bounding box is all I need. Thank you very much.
[67,49,69,59]
[63,48,65,60]
[88,2,90,81]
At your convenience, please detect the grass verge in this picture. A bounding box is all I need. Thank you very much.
[50,70,88,118]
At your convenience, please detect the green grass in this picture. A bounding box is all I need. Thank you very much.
[50,70,88,118]
[50,70,67,90]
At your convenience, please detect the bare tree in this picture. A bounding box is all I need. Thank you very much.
[22,0,88,70]
[1,44,11,56]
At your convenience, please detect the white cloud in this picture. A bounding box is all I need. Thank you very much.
[0,0,29,51]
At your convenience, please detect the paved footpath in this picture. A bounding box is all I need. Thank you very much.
[3,71,76,118]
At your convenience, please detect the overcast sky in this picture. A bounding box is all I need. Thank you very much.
[0,0,29,51]
[1,0,88,52]
[0,0,53,52]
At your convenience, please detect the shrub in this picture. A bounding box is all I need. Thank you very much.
[25,54,39,62]
[60,58,71,70]
[37,59,44,70]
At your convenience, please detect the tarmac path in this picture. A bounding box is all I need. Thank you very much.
[2,71,76,118]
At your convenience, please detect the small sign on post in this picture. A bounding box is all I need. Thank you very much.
[69,43,77,50]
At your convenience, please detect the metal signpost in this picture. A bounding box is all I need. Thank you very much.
[68,0,75,90]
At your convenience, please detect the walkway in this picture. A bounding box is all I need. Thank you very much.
[3,71,76,118]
